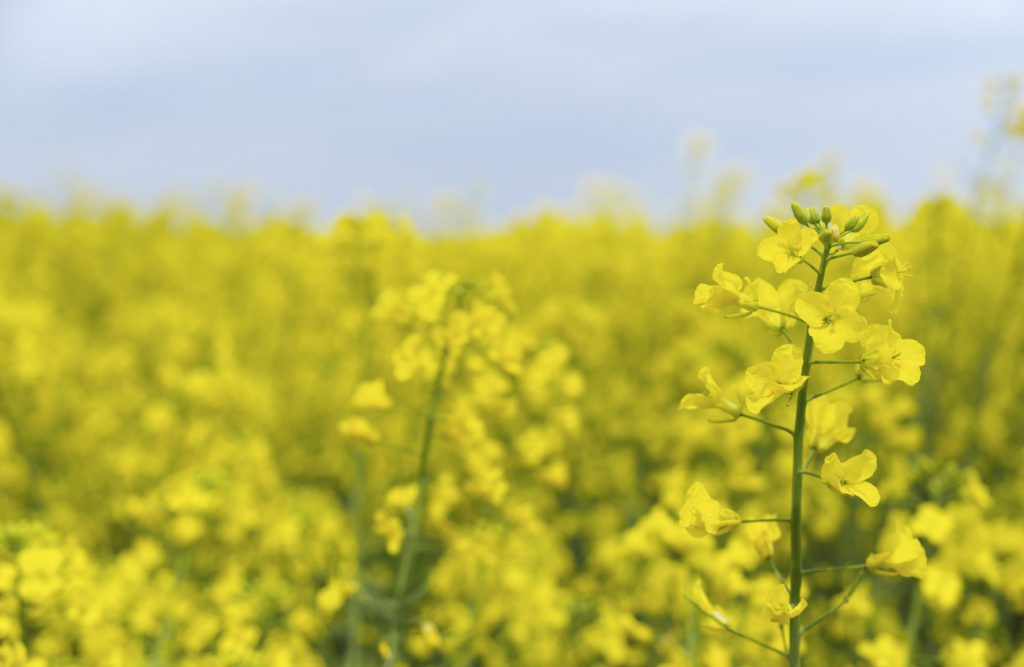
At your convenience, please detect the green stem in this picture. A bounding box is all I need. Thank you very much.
[788,241,830,666]
[810,360,860,365]
[800,569,867,635]
[387,345,450,665]
[797,470,821,479]
[740,413,795,435]
[800,258,821,274]
[770,558,790,589]
[344,451,367,667]
[802,563,866,575]
[741,517,791,524]
[685,600,787,658]
[904,582,923,667]
[808,376,860,402]
[756,305,804,322]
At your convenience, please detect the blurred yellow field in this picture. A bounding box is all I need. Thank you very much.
[0,194,1020,666]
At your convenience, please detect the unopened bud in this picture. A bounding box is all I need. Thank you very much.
[821,206,832,224]
[852,241,879,257]
[808,207,821,225]
[762,216,782,232]
[791,202,810,225]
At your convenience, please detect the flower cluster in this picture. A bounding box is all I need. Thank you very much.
[679,203,928,664]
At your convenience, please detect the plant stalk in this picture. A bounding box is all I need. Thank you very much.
[788,243,830,666]
[386,345,450,665]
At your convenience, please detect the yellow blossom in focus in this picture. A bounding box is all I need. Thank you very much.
[821,449,880,507]
[693,263,756,317]
[866,526,927,578]
[679,367,744,419]
[757,220,819,273]
[859,323,926,386]
[795,278,868,353]
[744,343,807,414]
[678,482,741,537]
[765,584,807,625]
[853,245,912,296]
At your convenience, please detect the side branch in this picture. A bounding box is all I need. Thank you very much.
[808,376,860,402]
[685,599,787,658]
[755,306,804,323]
[800,569,867,636]
[740,413,795,435]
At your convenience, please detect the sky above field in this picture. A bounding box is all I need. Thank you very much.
[1,0,1021,224]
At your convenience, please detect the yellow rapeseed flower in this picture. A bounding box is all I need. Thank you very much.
[795,278,868,353]
[821,449,880,507]
[765,584,807,625]
[679,367,744,419]
[337,416,381,444]
[757,220,819,273]
[693,263,756,317]
[745,515,782,561]
[805,400,856,452]
[751,277,808,332]
[859,323,926,385]
[691,580,729,625]
[866,526,927,578]
[350,379,394,411]
[744,344,808,414]
[679,482,741,537]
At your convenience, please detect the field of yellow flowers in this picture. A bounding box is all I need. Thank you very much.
[0,194,1021,667]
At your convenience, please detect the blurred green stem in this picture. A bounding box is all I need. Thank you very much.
[386,345,449,665]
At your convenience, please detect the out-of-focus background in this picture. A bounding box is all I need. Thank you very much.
[1,0,1022,222]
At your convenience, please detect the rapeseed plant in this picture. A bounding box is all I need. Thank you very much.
[681,203,926,665]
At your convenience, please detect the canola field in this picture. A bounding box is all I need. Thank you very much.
[0,196,1020,666]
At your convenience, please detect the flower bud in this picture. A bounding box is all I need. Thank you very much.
[791,202,810,225]
[762,216,782,232]
[808,207,821,225]
[844,213,866,232]
[821,206,832,224]
[852,241,879,257]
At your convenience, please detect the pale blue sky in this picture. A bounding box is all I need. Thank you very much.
[1,0,1021,223]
